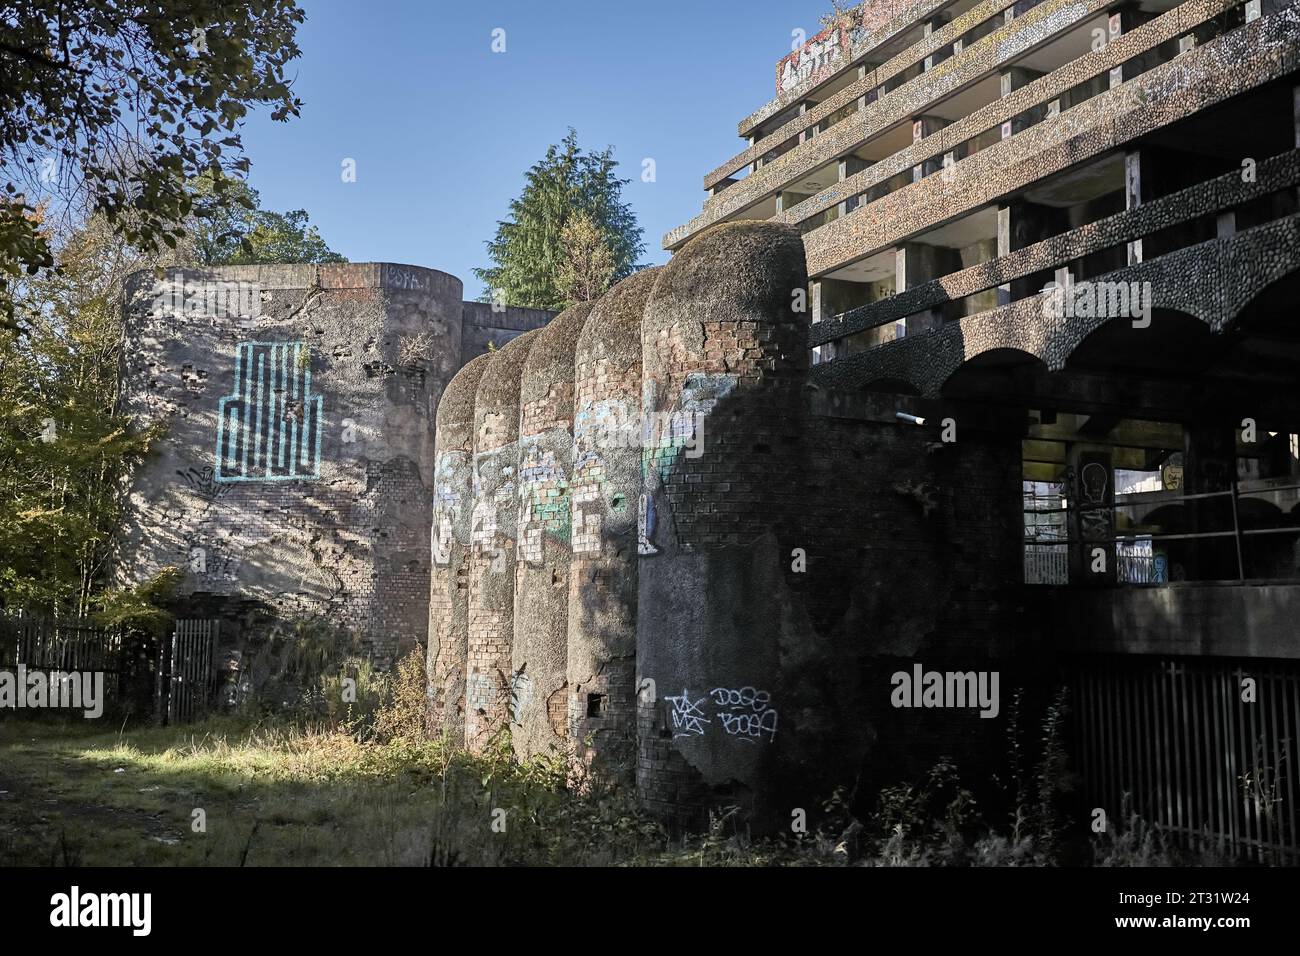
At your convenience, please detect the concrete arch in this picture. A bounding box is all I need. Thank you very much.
[937,346,1048,398]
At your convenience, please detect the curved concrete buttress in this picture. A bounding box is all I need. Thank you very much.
[636,221,814,831]
[510,301,598,760]
[427,352,492,739]
[465,329,539,752]
[566,268,662,786]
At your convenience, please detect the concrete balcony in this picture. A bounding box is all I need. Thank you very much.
[668,0,1197,251]
[1046,581,1300,657]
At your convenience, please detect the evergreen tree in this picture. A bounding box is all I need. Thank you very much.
[474,129,644,311]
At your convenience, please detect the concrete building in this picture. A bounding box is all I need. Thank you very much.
[651,0,1300,853]
[116,263,551,668]
[121,0,1300,858]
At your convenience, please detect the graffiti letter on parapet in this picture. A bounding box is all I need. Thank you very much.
[216,342,322,482]
[664,689,710,738]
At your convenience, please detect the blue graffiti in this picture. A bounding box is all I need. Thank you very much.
[216,342,322,482]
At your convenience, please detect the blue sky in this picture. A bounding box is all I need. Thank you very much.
[237,0,826,300]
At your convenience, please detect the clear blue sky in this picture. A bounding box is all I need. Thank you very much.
[237,0,827,301]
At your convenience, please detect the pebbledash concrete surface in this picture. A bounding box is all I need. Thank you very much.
[115,263,552,668]
[120,0,1300,846]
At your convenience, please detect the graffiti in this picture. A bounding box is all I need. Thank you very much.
[216,342,322,482]
[664,689,710,738]
[718,709,780,742]
[432,451,469,566]
[776,25,846,94]
[177,465,232,503]
[664,685,779,742]
[711,686,779,742]
[517,441,570,564]
[1078,457,1112,542]
[386,267,429,291]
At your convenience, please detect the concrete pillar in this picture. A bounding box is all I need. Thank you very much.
[897,242,958,332]
[567,268,661,786]
[637,220,811,832]
[1125,151,1143,264]
[912,115,948,181]
[837,155,869,219]
[427,353,491,740]
[1067,446,1116,586]
[1000,67,1046,138]
[511,303,597,760]
[1182,421,1240,581]
[922,15,952,71]
[797,102,813,145]
[997,201,1062,302]
[465,328,538,752]
[1107,5,1159,88]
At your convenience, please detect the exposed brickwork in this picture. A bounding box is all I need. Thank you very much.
[427,354,491,737]
[512,304,593,759]
[567,268,661,787]
[117,264,463,666]
[465,330,537,752]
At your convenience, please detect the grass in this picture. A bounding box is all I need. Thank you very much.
[0,698,1243,866]
[0,716,674,866]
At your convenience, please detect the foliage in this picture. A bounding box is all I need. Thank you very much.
[182,172,345,266]
[474,129,643,311]
[555,210,617,306]
[369,649,430,745]
[90,566,182,633]
[0,214,165,615]
[0,0,306,325]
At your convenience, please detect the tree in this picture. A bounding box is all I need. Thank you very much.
[555,210,616,306]
[183,173,345,266]
[0,212,163,616]
[474,129,643,311]
[0,0,306,325]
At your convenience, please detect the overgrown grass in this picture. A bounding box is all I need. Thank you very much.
[0,671,1239,867]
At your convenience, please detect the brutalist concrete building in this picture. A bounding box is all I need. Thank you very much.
[647,0,1300,853]
[424,0,1300,853]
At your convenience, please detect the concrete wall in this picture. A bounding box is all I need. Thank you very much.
[118,263,464,665]
[117,264,552,669]
[461,302,555,367]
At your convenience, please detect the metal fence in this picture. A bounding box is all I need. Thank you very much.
[1072,655,1300,863]
[157,619,218,725]
[0,614,127,712]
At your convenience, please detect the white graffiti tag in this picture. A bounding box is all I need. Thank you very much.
[664,689,710,738]
[710,686,779,743]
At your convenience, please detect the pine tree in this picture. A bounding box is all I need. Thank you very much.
[474,129,644,311]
